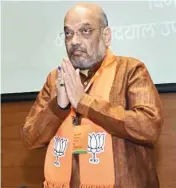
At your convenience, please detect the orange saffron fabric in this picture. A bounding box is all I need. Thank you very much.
[21,49,163,188]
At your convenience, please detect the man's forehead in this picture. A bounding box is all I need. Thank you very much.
[64,6,101,28]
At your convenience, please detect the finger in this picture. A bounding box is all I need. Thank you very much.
[56,66,61,88]
[62,60,67,73]
[55,79,60,89]
[55,78,61,90]
[58,66,61,71]
[76,68,80,77]
[57,66,64,82]
[63,57,69,61]
[63,58,75,76]
[60,69,65,85]
[63,72,73,100]
[75,68,83,85]
[65,58,75,72]
[57,66,61,78]
[62,59,75,86]
[63,59,76,84]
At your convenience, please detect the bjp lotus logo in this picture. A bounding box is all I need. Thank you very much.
[53,136,68,167]
[88,132,106,164]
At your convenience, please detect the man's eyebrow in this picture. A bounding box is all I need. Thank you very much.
[80,23,92,27]
[64,26,72,30]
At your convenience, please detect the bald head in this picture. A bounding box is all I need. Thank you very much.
[64,3,108,27]
[63,3,111,70]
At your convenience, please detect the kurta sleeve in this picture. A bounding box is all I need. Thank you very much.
[77,62,163,146]
[21,71,70,149]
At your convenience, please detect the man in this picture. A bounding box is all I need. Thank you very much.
[21,3,163,188]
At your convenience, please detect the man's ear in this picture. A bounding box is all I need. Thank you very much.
[103,27,112,47]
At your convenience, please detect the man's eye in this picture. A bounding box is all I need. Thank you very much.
[65,31,73,37]
[81,29,91,35]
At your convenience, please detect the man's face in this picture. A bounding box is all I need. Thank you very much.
[64,8,107,70]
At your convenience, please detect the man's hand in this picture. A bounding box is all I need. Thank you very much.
[62,59,85,109]
[55,66,70,108]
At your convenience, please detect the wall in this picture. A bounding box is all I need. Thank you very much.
[2,1,176,94]
[1,93,176,188]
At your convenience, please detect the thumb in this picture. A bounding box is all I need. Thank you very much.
[76,68,82,83]
[76,68,80,78]
[76,68,80,74]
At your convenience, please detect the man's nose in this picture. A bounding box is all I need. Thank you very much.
[71,32,81,45]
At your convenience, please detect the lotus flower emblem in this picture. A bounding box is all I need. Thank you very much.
[53,136,68,167]
[88,132,106,164]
